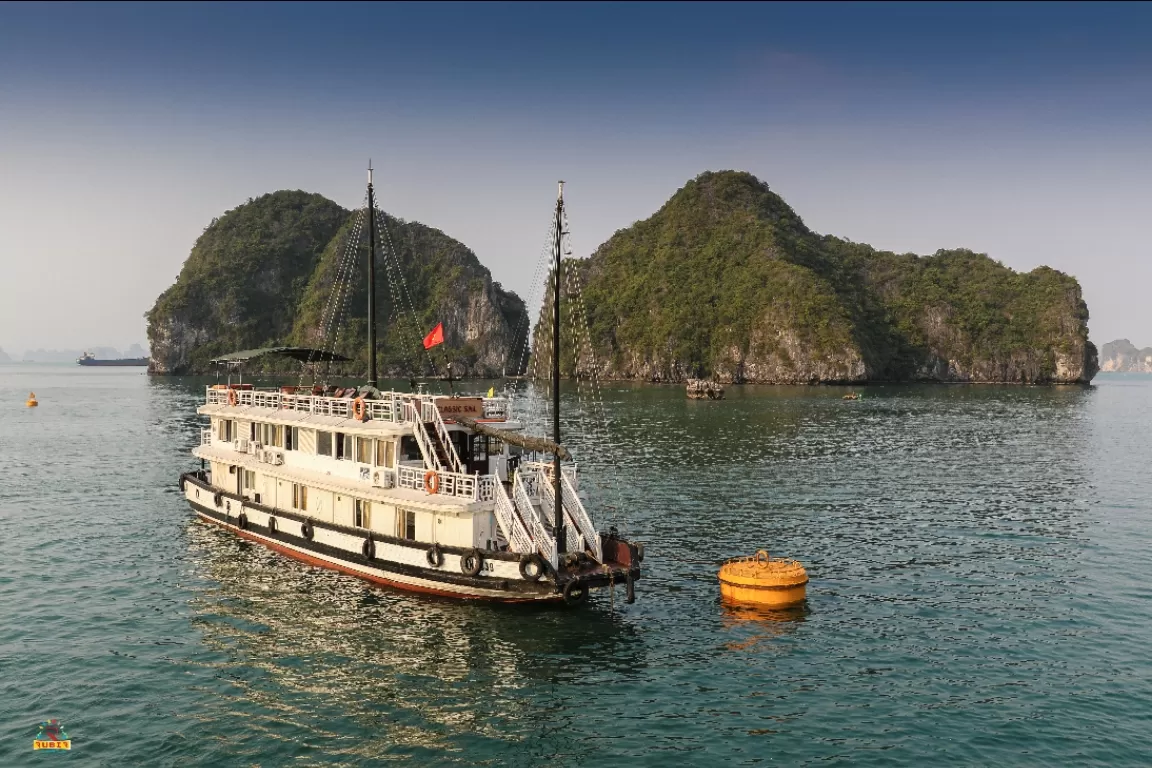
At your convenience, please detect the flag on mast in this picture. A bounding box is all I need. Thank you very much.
[422,322,445,350]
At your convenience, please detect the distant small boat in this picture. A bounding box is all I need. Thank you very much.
[77,352,149,367]
[842,392,860,400]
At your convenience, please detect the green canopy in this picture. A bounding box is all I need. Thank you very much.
[209,347,351,364]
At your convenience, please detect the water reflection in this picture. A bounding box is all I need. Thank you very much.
[181,518,646,762]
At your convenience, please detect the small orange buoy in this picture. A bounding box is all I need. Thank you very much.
[719,550,808,608]
[26,392,38,407]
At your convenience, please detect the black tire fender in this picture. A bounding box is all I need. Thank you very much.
[237,512,248,530]
[267,516,277,534]
[301,521,314,540]
[460,548,483,577]
[563,578,588,606]
[362,537,376,560]
[214,491,223,508]
[518,553,545,582]
[426,544,444,568]
[636,542,645,563]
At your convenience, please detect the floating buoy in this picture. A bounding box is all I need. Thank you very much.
[26,392,38,407]
[718,550,808,608]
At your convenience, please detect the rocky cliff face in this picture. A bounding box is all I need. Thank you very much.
[147,192,527,376]
[536,171,1097,384]
[1099,339,1152,372]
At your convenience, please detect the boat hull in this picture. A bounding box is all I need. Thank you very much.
[78,358,149,366]
[181,473,637,603]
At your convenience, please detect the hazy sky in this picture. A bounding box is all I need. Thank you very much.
[1,1,1149,355]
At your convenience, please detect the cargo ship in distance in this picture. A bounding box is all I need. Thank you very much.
[77,352,150,366]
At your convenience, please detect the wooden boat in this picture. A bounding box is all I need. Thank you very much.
[180,170,640,605]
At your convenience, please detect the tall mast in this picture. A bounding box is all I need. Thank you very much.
[367,161,378,389]
[552,181,566,554]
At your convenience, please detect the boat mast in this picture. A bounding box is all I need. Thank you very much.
[552,181,566,554]
[367,161,378,389]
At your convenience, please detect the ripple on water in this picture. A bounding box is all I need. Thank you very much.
[1,369,1151,765]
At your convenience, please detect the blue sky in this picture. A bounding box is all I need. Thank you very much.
[1,2,1149,354]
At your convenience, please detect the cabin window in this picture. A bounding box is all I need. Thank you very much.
[250,421,257,440]
[292,483,308,511]
[354,499,371,529]
[337,433,352,461]
[400,436,420,462]
[376,439,395,468]
[286,426,298,451]
[218,419,234,442]
[396,508,416,540]
[317,431,333,456]
[356,437,373,464]
[241,469,256,491]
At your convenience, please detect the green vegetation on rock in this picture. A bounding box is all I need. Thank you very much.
[539,171,1097,384]
[146,191,526,376]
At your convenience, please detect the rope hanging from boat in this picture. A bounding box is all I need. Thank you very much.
[373,206,445,385]
[299,193,369,385]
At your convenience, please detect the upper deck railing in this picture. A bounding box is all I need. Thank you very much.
[205,386,511,423]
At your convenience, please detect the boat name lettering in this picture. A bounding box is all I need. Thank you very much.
[436,398,483,418]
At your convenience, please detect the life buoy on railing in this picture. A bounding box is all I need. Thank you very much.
[426,544,444,567]
[519,553,545,582]
[423,470,440,495]
[352,397,367,421]
[460,548,483,576]
[227,389,238,406]
[362,537,376,560]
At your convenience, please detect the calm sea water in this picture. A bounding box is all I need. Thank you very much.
[2,364,1151,766]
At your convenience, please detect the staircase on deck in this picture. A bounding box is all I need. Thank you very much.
[491,461,602,570]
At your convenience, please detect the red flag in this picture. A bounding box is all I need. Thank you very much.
[422,322,445,350]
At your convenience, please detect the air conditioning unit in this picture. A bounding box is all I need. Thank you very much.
[372,469,394,489]
[252,441,263,452]
[271,452,284,466]
[233,438,249,452]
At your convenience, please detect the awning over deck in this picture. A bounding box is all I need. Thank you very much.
[209,347,352,364]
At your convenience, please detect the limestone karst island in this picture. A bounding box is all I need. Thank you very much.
[147,171,1098,385]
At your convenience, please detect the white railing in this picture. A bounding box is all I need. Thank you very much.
[396,465,480,500]
[526,461,600,560]
[206,387,404,422]
[427,402,464,474]
[206,387,512,426]
[523,459,579,490]
[514,469,557,568]
[493,482,535,554]
[201,428,212,446]
[537,478,584,557]
[561,472,602,560]
[477,475,499,502]
[407,403,444,472]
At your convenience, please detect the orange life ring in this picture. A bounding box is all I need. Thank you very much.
[352,397,367,421]
[423,470,440,495]
[227,388,238,406]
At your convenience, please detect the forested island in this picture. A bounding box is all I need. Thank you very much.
[146,191,527,376]
[536,171,1097,384]
[148,172,1098,384]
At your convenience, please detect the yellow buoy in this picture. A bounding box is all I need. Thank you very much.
[719,550,808,608]
[26,392,38,407]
